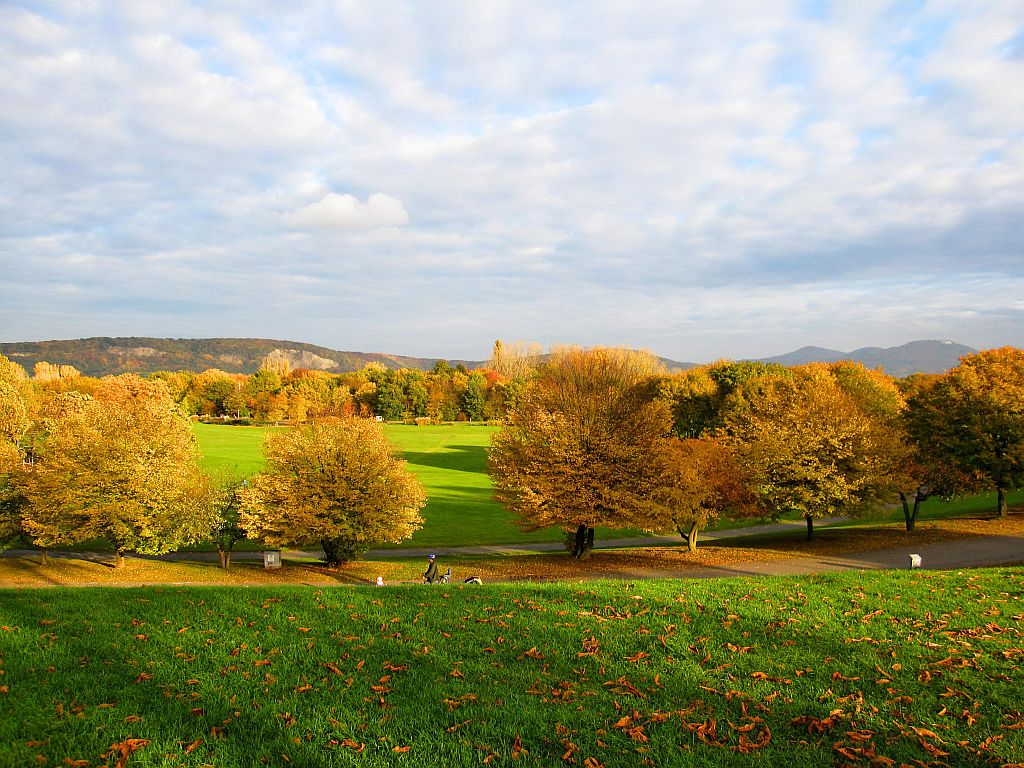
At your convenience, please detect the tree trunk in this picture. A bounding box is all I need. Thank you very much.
[217,545,230,569]
[805,515,814,541]
[572,525,594,559]
[997,487,1008,518]
[114,550,125,569]
[675,522,700,553]
[899,492,912,531]
[39,547,48,566]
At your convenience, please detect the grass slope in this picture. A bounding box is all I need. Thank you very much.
[1,570,1022,767]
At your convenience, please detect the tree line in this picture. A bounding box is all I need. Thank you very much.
[490,345,1024,557]
[1,342,1021,566]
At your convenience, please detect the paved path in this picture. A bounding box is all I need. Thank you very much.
[6,517,1023,582]
[651,534,1024,580]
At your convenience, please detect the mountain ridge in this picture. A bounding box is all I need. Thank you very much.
[0,337,979,378]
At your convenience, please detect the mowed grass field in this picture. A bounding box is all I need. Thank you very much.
[193,422,559,549]
[2,569,1022,767]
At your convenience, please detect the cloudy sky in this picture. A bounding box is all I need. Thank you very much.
[2,1,1023,363]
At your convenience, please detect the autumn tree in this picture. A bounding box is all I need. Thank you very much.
[648,437,757,551]
[0,355,31,546]
[905,347,1024,518]
[722,363,908,539]
[239,416,426,566]
[210,475,248,568]
[19,375,217,567]
[489,339,544,380]
[489,346,671,558]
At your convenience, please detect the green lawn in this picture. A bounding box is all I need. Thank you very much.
[192,422,560,548]
[2,569,1022,767]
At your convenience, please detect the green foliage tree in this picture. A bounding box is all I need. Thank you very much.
[461,372,487,421]
[19,375,217,567]
[370,369,405,422]
[489,347,670,558]
[905,347,1024,518]
[238,417,426,566]
[659,360,789,438]
[211,475,248,569]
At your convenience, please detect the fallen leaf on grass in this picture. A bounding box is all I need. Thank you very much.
[103,738,148,768]
[392,745,411,753]
[511,734,528,759]
[443,694,478,711]
[603,676,647,698]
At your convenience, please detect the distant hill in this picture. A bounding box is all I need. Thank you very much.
[754,340,977,377]
[0,337,978,378]
[0,337,480,377]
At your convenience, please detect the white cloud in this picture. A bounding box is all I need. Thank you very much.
[1,1,1022,360]
[283,193,410,231]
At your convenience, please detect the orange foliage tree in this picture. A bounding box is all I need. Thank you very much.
[649,436,758,551]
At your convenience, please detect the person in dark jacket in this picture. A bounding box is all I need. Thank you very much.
[423,554,439,584]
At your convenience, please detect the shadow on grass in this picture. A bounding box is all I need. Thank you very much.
[400,444,489,472]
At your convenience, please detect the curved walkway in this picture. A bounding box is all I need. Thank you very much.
[6,517,1022,581]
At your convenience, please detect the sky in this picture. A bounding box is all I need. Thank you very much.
[2,1,1023,363]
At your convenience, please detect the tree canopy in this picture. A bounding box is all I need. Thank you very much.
[18,375,216,565]
[648,436,758,551]
[239,416,426,565]
[489,346,671,557]
[905,347,1024,517]
[721,363,908,538]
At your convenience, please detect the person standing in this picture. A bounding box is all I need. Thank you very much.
[423,554,439,584]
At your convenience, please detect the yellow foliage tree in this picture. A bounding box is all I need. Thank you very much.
[722,363,909,539]
[19,375,217,566]
[489,346,670,558]
[239,416,426,566]
[906,347,1024,518]
[0,355,32,545]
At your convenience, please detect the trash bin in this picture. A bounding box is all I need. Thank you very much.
[908,553,922,569]
[263,550,282,569]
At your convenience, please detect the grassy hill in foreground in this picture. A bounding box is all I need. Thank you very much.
[1,569,1021,767]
